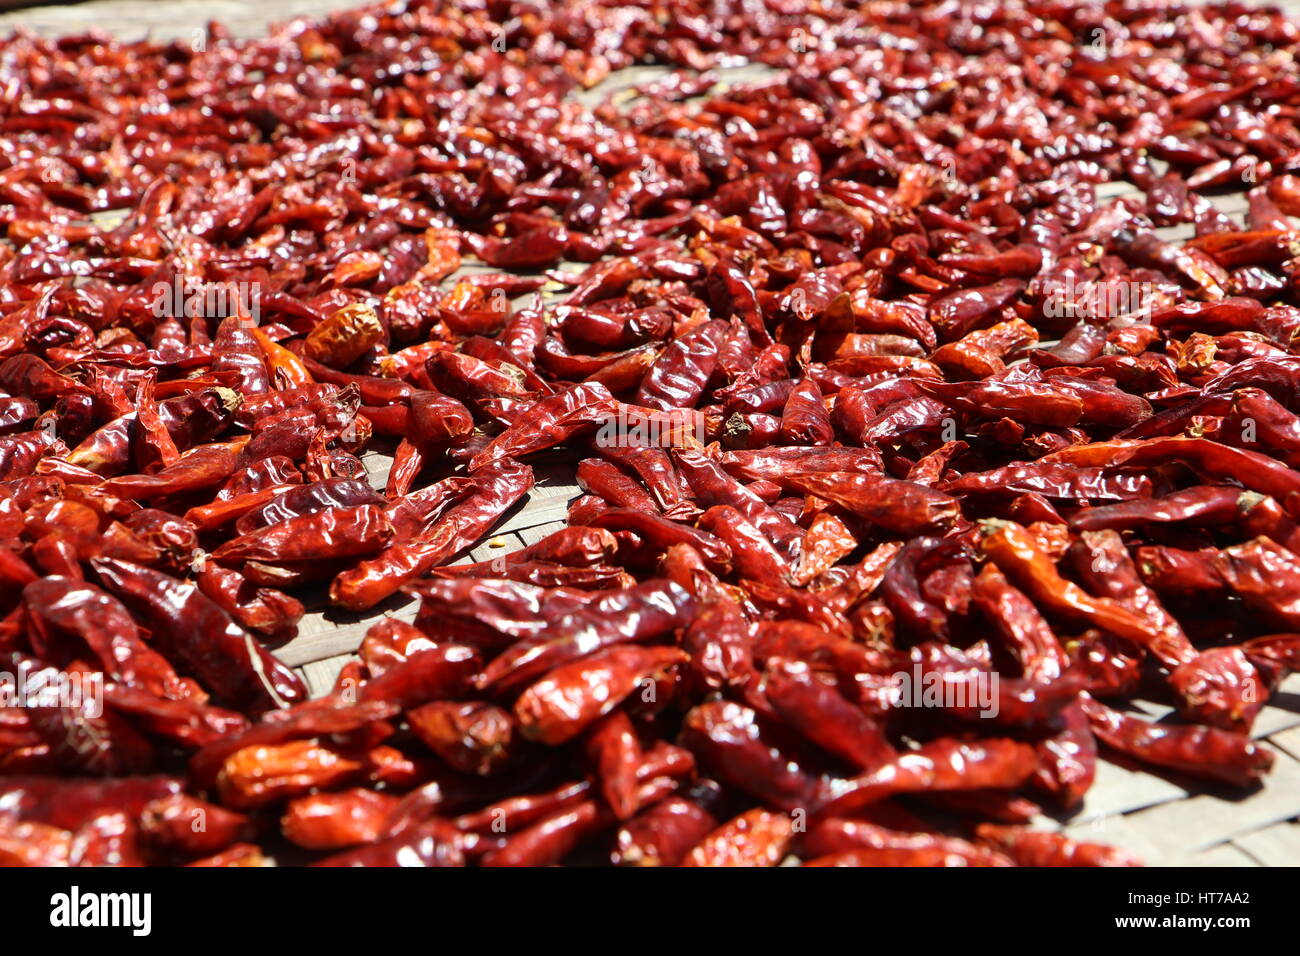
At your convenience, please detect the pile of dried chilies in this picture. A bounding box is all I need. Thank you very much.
[2,0,1300,866]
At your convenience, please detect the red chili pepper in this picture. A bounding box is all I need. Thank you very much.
[975,824,1141,867]
[1080,695,1274,787]
[514,645,683,745]
[682,808,793,867]
[680,701,825,813]
[584,711,643,821]
[140,793,251,859]
[212,504,394,564]
[479,580,695,691]
[1067,530,1198,669]
[313,819,468,867]
[22,576,190,700]
[92,558,306,713]
[816,739,1040,818]
[330,458,534,610]
[763,657,896,772]
[281,789,400,851]
[611,796,717,866]
[802,819,1013,867]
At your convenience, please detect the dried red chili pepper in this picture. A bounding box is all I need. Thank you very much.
[780,471,960,536]
[585,711,643,821]
[92,558,305,713]
[816,739,1040,818]
[1067,530,1198,670]
[514,646,684,745]
[611,795,718,866]
[975,825,1141,867]
[212,504,394,564]
[763,658,895,772]
[479,580,695,691]
[330,458,534,610]
[281,789,401,851]
[980,520,1160,650]
[681,808,793,867]
[680,701,825,813]
[22,576,190,700]
[802,819,1013,867]
[1080,695,1273,788]
[313,819,468,868]
[140,793,251,859]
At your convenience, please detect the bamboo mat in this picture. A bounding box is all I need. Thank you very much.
[5,0,1300,866]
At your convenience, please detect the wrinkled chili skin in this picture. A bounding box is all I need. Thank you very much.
[1081,696,1274,788]
[802,819,1014,867]
[2,0,1300,869]
[611,796,717,866]
[975,824,1142,867]
[92,558,305,714]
